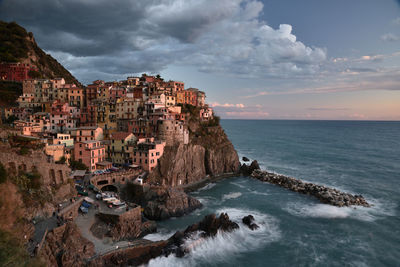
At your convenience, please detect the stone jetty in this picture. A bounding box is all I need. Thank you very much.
[251,169,370,207]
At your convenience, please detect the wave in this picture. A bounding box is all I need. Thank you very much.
[229,181,246,189]
[222,192,242,201]
[146,207,280,267]
[284,197,397,222]
[144,229,175,242]
[196,182,216,192]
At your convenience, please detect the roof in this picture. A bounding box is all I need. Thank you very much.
[111,132,132,140]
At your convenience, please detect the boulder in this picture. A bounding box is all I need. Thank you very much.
[143,187,202,220]
[240,160,261,176]
[242,215,259,230]
[242,156,250,162]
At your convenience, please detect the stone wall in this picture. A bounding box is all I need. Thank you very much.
[58,198,84,221]
[0,144,71,186]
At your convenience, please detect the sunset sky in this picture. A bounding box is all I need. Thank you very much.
[1,0,399,120]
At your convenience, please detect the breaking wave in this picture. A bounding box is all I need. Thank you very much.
[146,207,280,267]
[284,197,396,222]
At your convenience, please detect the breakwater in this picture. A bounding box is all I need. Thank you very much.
[251,169,370,207]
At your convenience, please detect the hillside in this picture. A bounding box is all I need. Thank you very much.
[0,21,80,85]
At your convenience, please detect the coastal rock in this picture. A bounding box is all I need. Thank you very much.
[88,213,241,266]
[163,213,239,257]
[240,160,261,176]
[149,125,240,186]
[251,169,370,207]
[242,156,250,162]
[242,215,259,230]
[142,187,203,220]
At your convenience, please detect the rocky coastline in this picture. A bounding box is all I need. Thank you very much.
[89,212,258,266]
[246,163,370,207]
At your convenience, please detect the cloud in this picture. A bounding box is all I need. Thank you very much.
[210,102,245,108]
[242,67,400,98]
[381,33,399,42]
[0,0,327,83]
[307,107,350,111]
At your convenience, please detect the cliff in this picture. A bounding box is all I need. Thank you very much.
[0,21,80,85]
[39,222,95,266]
[149,122,240,187]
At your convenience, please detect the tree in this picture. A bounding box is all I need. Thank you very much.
[70,160,88,170]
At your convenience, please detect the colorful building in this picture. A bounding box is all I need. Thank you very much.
[74,140,109,172]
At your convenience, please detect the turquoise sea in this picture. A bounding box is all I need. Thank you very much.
[145,120,400,267]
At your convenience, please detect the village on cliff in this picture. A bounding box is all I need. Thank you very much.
[1,66,215,175]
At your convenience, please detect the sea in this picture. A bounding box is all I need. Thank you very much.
[144,120,400,267]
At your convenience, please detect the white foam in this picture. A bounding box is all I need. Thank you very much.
[146,207,280,267]
[285,197,396,222]
[143,229,175,242]
[229,181,246,189]
[222,192,242,201]
[196,182,216,192]
[249,190,269,196]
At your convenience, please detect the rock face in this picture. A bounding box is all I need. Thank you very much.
[143,187,203,220]
[242,215,259,230]
[164,213,239,257]
[39,222,95,267]
[251,169,371,207]
[240,160,261,176]
[149,125,240,187]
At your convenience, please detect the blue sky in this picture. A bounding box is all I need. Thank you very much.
[1,0,399,120]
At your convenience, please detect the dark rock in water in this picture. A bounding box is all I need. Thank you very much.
[242,156,250,162]
[251,169,371,208]
[240,160,261,176]
[242,215,259,230]
[163,213,239,258]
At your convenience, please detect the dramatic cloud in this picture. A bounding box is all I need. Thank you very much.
[0,0,327,83]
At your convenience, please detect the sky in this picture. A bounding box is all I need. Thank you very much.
[0,0,399,120]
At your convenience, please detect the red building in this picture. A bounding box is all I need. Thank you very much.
[0,62,38,82]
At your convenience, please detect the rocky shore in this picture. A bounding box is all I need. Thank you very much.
[89,212,258,266]
[251,168,370,207]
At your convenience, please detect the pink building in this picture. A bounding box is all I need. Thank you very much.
[130,138,165,172]
[74,140,110,172]
[68,126,103,142]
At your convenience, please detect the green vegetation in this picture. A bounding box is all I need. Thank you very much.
[11,171,51,206]
[0,229,44,267]
[55,156,66,164]
[0,21,29,62]
[0,20,81,85]
[18,147,30,155]
[9,135,44,151]
[0,81,22,107]
[0,163,6,184]
[70,160,88,170]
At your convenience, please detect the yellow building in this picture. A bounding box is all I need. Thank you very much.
[107,132,136,165]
